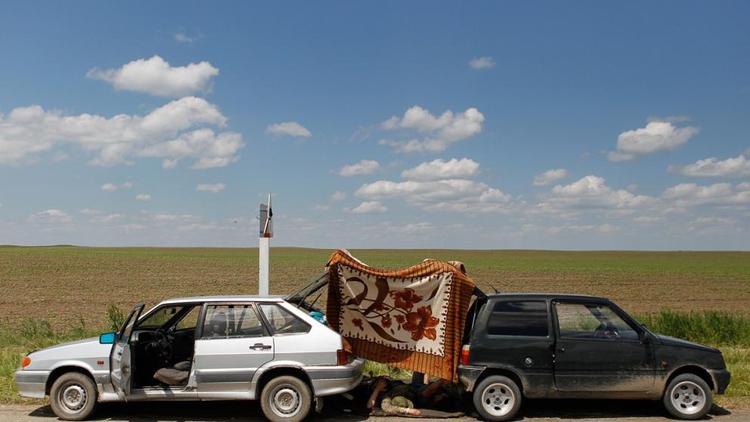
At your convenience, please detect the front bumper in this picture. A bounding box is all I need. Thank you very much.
[14,370,50,399]
[709,369,731,394]
[307,358,365,397]
[457,364,485,392]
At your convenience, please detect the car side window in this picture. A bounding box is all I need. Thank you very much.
[555,302,639,340]
[174,306,201,331]
[259,303,310,335]
[201,304,266,339]
[487,300,548,336]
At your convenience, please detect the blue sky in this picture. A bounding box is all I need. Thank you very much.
[1,1,749,249]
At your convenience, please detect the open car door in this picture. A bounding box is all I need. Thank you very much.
[110,304,144,399]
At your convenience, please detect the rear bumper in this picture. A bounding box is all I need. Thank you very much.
[457,364,485,392]
[709,369,731,394]
[307,358,365,397]
[14,370,49,399]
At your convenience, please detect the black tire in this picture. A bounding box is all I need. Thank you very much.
[49,372,97,421]
[663,373,713,420]
[260,375,312,422]
[473,375,522,421]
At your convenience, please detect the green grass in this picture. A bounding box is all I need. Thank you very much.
[637,310,750,347]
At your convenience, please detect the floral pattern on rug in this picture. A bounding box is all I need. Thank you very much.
[337,266,453,356]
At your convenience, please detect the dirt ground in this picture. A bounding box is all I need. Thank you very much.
[2,247,749,329]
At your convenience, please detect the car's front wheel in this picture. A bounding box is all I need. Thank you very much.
[260,375,312,422]
[49,372,97,421]
[663,373,713,420]
[473,375,522,421]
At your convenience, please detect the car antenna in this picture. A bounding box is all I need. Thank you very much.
[492,285,499,293]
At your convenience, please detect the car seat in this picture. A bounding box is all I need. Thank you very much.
[153,360,191,385]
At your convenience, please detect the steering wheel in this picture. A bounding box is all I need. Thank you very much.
[147,329,174,365]
[594,323,620,339]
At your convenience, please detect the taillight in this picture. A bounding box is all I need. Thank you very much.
[460,345,470,366]
[336,349,349,365]
[21,356,31,369]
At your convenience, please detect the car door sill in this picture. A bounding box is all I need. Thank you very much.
[128,386,197,401]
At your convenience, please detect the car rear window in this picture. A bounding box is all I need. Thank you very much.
[487,300,549,337]
[259,303,311,335]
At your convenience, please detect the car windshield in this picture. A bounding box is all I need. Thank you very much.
[137,304,188,329]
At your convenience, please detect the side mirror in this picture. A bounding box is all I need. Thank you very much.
[99,332,116,344]
[640,330,652,344]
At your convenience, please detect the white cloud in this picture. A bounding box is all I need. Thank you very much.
[533,168,569,186]
[92,213,126,224]
[338,160,380,177]
[87,55,219,97]
[469,56,495,70]
[379,106,485,153]
[350,201,387,214]
[196,183,225,193]
[330,191,347,202]
[401,158,479,181]
[540,175,656,210]
[174,32,196,43]
[670,154,750,178]
[27,209,72,224]
[265,121,311,138]
[101,183,118,192]
[662,182,750,207]
[608,120,698,161]
[135,193,151,201]
[356,178,512,213]
[101,181,133,192]
[542,223,620,235]
[0,96,243,168]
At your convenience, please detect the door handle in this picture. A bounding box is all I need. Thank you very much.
[558,347,565,353]
[121,365,130,374]
[249,343,272,350]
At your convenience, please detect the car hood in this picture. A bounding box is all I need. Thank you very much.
[655,334,719,353]
[26,337,112,370]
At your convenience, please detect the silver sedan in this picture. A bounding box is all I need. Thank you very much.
[15,296,364,422]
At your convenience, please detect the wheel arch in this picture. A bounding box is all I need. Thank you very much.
[474,367,526,396]
[253,366,314,399]
[45,365,97,396]
[665,365,716,393]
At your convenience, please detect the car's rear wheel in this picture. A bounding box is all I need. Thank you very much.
[260,375,312,422]
[473,375,522,421]
[49,372,97,421]
[663,373,713,420]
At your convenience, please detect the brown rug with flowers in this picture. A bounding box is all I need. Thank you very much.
[325,250,477,381]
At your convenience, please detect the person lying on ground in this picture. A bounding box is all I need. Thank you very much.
[366,375,464,417]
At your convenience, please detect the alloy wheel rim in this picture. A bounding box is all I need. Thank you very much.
[59,383,87,412]
[481,382,515,416]
[270,386,301,417]
[670,380,706,415]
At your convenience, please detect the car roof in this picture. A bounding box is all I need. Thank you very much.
[157,295,287,305]
[486,292,609,302]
